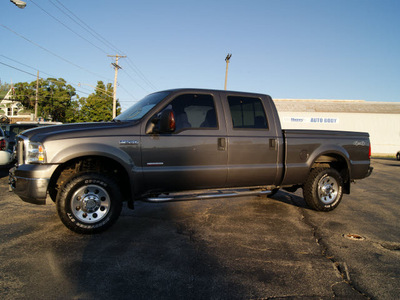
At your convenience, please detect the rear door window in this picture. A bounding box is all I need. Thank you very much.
[227,96,268,129]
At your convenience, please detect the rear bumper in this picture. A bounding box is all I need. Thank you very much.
[9,164,58,205]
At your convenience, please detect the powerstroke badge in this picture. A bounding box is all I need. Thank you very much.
[119,140,139,145]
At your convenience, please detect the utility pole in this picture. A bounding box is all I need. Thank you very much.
[35,70,39,121]
[107,54,126,118]
[224,53,232,90]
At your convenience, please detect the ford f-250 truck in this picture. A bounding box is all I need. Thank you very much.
[9,89,373,234]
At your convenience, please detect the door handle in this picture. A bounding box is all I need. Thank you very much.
[218,138,226,151]
[269,138,277,150]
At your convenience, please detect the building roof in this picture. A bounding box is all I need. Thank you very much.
[273,99,400,114]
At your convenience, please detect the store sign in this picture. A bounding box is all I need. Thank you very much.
[283,117,339,124]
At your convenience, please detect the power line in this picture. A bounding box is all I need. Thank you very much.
[125,58,158,91]
[117,84,138,101]
[29,0,108,55]
[120,69,150,94]
[34,1,157,94]
[0,23,112,81]
[45,1,158,92]
[4,2,156,101]
[0,59,93,98]
[0,61,37,77]
[50,0,123,55]
[1,54,55,78]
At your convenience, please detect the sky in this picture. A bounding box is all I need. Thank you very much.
[1,0,400,111]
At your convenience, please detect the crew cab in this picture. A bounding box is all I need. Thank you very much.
[9,89,373,233]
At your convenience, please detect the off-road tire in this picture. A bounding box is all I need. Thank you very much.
[303,167,343,211]
[56,173,122,234]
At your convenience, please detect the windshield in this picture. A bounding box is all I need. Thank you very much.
[115,91,171,121]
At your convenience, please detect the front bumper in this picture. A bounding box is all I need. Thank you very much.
[9,164,58,205]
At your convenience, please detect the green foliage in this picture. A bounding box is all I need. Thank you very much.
[77,81,121,122]
[6,79,120,123]
[12,78,76,122]
[39,78,77,122]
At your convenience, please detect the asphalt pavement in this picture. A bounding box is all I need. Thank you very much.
[0,158,399,299]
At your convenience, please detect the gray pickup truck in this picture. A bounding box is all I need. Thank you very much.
[9,89,372,233]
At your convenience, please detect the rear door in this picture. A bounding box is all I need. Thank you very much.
[140,91,228,192]
[222,93,280,187]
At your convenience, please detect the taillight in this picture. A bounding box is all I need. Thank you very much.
[0,139,6,151]
[369,144,372,160]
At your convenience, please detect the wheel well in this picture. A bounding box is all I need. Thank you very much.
[48,156,131,202]
[311,154,350,194]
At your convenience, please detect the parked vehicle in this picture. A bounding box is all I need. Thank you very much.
[0,128,12,166]
[0,122,61,165]
[9,89,373,234]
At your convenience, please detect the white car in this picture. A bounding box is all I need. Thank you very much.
[0,128,12,166]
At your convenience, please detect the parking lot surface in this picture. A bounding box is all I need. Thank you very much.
[0,158,399,299]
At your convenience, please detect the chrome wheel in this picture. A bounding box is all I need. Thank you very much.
[71,184,111,224]
[317,175,339,204]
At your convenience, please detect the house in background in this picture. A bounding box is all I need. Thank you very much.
[0,87,33,123]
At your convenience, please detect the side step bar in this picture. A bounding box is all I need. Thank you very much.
[145,188,271,203]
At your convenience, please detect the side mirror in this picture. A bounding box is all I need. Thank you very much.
[147,109,176,134]
[159,109,176,133]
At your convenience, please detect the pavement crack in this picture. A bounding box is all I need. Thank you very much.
[289,195,371,299]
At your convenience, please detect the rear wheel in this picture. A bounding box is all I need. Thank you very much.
[303,167,343,211]
[56,173,122,234]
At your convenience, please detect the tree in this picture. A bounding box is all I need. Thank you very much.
[78,81,121,122]
[0,81,11,101]
[9,79,120,123]
[39,78,76,122]
[12,78,77,123]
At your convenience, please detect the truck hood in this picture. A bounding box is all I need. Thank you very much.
[21,121,140,142]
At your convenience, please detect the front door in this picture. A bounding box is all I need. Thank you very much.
[141,92,228,193]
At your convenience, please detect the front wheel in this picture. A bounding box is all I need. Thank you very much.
[303,168,343,211]
[56,173,122,234]
[397,152,400,161]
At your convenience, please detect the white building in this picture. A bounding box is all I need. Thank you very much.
[0,88,33,123]
[274,99,400,156]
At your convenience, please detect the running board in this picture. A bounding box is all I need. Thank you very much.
[145,188,271,203]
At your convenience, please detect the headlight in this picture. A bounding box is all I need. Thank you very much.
[26,141,46,164]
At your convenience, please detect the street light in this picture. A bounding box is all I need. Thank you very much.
[10,0,27,9]
[224,53,232,90]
